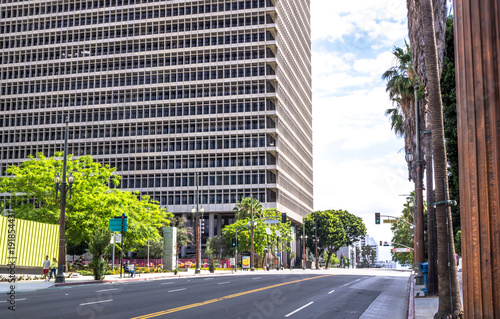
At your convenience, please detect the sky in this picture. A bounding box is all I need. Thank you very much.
[310,0,413,249]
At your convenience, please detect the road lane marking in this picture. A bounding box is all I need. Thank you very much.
[328,289,335,294]
[160,282,175,285]
[0,299,26,303]
[284,302,314,317]
[204,278,214,280]
[130,274,333,319]
[252,277,261,280]
[79,299,113,306]
[218,282,230,285]
[168,288,186,293]
[95,288,119,292]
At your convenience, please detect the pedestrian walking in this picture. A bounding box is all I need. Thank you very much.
[42,255,50,281]
[48,258,57,281]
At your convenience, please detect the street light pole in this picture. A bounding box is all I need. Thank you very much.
[55,118,71,284]
[314,221,319,270]
[192,172,203,274]
[301,222,307,270]
[250,195,255,271]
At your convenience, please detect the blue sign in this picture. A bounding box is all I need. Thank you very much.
[109,217,127,232]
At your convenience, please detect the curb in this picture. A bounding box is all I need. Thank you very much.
[54,271,235,287]
[408,272,415,319]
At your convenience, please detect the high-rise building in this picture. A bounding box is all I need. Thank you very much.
[0,0,312,240]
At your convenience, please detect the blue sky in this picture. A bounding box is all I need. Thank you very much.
[311,0,412,246]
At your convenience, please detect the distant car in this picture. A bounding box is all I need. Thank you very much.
[374,263,382,268]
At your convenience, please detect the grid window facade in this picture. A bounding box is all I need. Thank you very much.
[0,0,312,222]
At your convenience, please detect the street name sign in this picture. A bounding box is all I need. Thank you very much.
[393,248,411,253]
[109,216,127,232]
[384,219,397,224]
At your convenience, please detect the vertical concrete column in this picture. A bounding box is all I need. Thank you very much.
[209,213,214,238]
[217,214,222,236]
[454,1,500,317]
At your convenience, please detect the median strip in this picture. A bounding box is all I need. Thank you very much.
[130,274,333,319]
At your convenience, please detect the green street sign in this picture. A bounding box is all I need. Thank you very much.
[109,217,127,232]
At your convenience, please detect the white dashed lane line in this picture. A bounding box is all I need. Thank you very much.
[285,302,314,317]
[328,289,335,294]
[79,299,113,306]
[160,282,175,285]
[218,282,231,285]
[168,288,186,293]
[95,288,119,293]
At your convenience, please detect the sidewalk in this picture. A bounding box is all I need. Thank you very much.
[412,260,463,319]
[0,269,233,293]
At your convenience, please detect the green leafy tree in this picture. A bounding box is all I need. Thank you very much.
[135,240,164,265]
[370,249,377,266]
[390,201,415,267]
[302,211,346,269]
[0,153,172,249]
[167,216,193,257]
[88,228,111,280]
[222,208,292,268]
[301,210,366,269]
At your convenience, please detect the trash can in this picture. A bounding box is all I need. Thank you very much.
[420,262,429,294]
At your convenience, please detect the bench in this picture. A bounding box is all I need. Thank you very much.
[124,264,141,278]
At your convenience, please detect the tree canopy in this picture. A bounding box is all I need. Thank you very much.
[302,210,366,268]
[0,153,172,248]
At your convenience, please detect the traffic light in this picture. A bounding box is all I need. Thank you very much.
[375,213,380,224]
[200,219,205,233]
[232,238,236,247]
[380,241,382,246]
[282,213,287,224]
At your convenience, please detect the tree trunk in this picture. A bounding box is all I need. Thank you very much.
[420,0,463,317]
[424,112,438,296]
[325,250,332,269]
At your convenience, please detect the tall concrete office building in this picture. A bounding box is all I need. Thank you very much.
[0,0,312,238]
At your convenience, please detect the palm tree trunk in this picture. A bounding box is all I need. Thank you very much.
[424,113,438,296]
[420,0,463,317]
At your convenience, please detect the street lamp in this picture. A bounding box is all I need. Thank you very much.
[191,172,204,274]
[54,117,74,283]
[314,222,319,269]
[250,195,255,271]
[405,149,414,181]
[300,223,307,270]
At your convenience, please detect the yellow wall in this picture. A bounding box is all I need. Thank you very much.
[0,215,59,267]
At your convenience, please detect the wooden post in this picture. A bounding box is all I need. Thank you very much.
[454,1,500,317]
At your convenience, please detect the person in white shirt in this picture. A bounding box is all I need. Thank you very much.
[42,255,50,281]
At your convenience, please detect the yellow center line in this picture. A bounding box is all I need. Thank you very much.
[130,274,334,319]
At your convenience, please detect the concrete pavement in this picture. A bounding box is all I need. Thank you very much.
[4,267,460,318]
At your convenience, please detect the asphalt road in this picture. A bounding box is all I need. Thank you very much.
[1,271,410,319]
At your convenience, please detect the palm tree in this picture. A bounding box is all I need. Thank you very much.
[382,42,417,177]
[419,0,463,317]
[233,197,263,220]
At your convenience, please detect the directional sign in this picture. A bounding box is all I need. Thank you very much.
[109,217,127,232]
[384,219,397,224]
[393,248,412,253]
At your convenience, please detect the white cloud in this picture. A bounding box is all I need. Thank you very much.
[311,0,407,45]
[311,0,411,243]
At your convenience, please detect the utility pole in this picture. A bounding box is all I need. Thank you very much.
[250,195,255,271]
